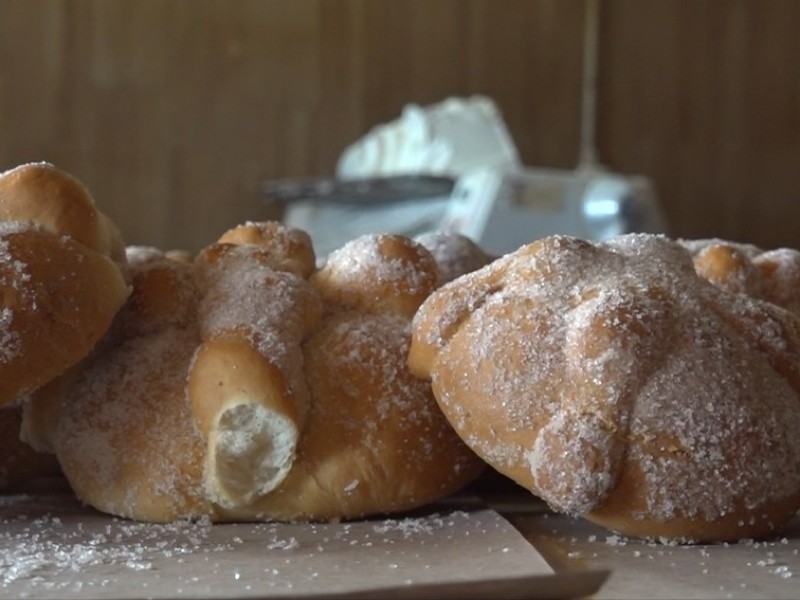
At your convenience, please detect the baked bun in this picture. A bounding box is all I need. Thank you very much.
[0,162,130,408]
[409,233,800,542]
[414,231,495,285]
[41,225,483,522]
[680,237,800,316]
[244,234,484,521]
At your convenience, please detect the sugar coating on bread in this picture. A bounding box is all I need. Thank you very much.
[50,232,322,521]
[312,234,439,318]
[44,226,483,523]
[196,243,320,368]
[409,233,800,542]
[216,221,316,278]
[57,327,208,521]
[0,162,130,408]
[217,233,483,521]
[191,241,321,510]
[680,237,800,316]
[0,162,126,262]
[42,247,206,520]
[192,340,302,511]
[414,231,495,285]
[117,246,201,336]
[243,310,483,521]
[235,234,484,521]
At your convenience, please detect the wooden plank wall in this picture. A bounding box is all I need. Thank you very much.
[0,0,798,253]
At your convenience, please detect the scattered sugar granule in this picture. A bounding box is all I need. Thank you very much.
[266,537,299,551]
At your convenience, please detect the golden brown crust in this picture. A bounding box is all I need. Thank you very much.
[216,221,316,278]
[0,230,129,404]
[680,237,800,316]
[19,367,79,455]
[239,311,484,521]
[0,162,126,264]
[57,326,209,521]
[311,234,439,319]
[190,241,321,511]
[0,162,130,408]
[414,231,495,286]
[234,235,484,521]
[410,233,800,542]
[50,226,481,523]
[50,245,208,521]
[118,245,202,337]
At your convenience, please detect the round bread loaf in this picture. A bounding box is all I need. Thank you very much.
[36,225,483,522]
[409,233,800,543]
[0,162,130,408]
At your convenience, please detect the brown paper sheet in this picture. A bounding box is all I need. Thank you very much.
[516,511,800,600]
[0,492,607,600]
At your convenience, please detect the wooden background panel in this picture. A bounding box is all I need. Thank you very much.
[0,0,585,252]
[599,0,800,248]
[0,0,798,253]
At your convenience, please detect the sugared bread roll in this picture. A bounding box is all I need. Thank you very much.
[190,233,321,512]
[247,234,484,521]
[44,246,209,518]
[1,162,129,489]
[409,233,800,543]
[414,231,495,286]
[0,162,130,409]
[36,224,483,522]
[680,237,800,316]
